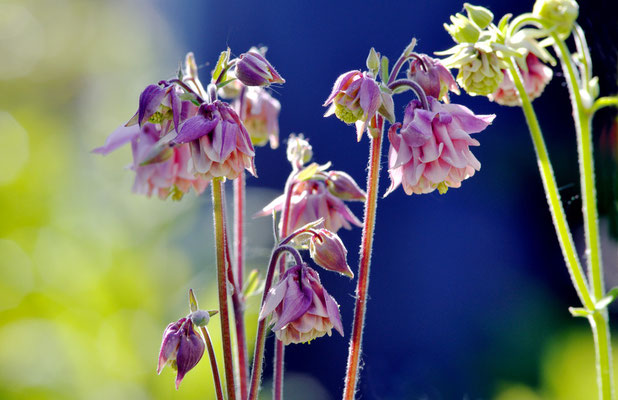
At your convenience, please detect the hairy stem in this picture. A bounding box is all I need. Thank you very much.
[212,177,237,400]
[200,326,225,400]
[342,116,384,400]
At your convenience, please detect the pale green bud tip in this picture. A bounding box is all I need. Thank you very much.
[463,3,494,29]
[188,289,199,312]
[445,13,481,43]
[532,0,578,36]
[189,310,210,327]
[366,48,380,72]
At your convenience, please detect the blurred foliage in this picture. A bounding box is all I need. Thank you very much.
[495,329,618,400]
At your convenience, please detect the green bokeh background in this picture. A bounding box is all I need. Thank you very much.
[1,1,617,399]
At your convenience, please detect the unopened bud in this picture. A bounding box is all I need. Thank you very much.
[327,171,366,201]
[235,51,285,87]
[444,13,481,43]
[286,134,313,167]
[366,47,380,73]
[309,229,353,278]
[189,310,210,327]
[533,0,578,37]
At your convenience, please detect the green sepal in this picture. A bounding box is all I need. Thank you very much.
[595,287,618,310]
[217,78,237,89]
[569,307,593,318]
[380,56,389,83]
[188,288,199,312]
[211,48,230,83]
[497,13,512,33]
[464,3,493,29]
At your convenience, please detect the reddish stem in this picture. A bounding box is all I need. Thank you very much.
[342,117,384,400]
[200,326,225,400]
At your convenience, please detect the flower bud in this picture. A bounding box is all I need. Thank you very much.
[533,0,578,37]
[408,54,459,101]
[235,51,285,87]
[286,134,313,168]
[157,318,205,389]
[444,13,481,43]
[326,171,366,201]
[366,47,380,73]
[309,229,353,278]
[189,310,210,327]
[464,3,493,29]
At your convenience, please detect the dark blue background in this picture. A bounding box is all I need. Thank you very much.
[155,1,617,398]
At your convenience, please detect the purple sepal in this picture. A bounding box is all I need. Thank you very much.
[138,84,166,126]
[174,321,205,390]
[173,113,220,144]
[92,125,140,155]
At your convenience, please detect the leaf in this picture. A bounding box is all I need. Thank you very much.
[380,56,389,83]
[211,48,230,83]
[568,307,592,318]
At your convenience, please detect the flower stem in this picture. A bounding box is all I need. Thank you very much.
[342,116,384,400]
[551,35,614,400]
[273,175,296,400]
[200,326,225,400]
[212,177,237,400]
[233,172,249,400]
[248,245,303,400]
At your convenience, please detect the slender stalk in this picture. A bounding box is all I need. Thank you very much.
[212,177,237,400]
[342,116,384,400]
[551,35,614,400]
[273,175,296,400]
[200,326,225,400]
[248,246,303,400]
[591,97,618,115]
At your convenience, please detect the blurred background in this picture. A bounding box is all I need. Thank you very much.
[1,0,617,399]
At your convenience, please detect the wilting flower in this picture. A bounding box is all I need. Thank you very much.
[309,229,353,278]
[172,100,256,180]
[259,264,344,345]
[157,317,205,389]
[533,0,578,37]
[236,87,281,148]
[235,50,285,87]
[407,54,459,102]
[93,123,209,199]
[258,178,362,234]
[323,70,383,140]
[489,53,553,106]
[386,97,495,196]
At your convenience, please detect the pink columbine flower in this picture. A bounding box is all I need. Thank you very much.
[93,123,209,199]
[323,70,383,140]
[157,317,205,389]
[258,179,362,234]
[235,51,285,87]
[309,229,353,278]
[172,100,256,180]
[488,53,553,106]
[236,87,281,148]
[259,264,343,345]
[407,54,460,102]
[386,97,495,196]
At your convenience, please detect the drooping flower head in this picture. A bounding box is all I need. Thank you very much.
[259,264,344,345]
[489,53,553,106]
[386,97,495,196]
[407,54,460,102]
[93,123,209,199]
[323,70,383,140]
[533,0,579,37]
[172,100,256,180]
[258,177,362,234]
[157,317,205,389]
[235,50,285,87]
[309,229,353,278]
[235,87,281,148]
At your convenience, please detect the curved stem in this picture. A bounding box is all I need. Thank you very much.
[212,177,237,400]
[248,245,303,400]
[200,326,225,400]
[387,79,430,110]
[505,58,594,309]
[591,97,618,116]
[342,115,384,400]
[551,35,614,400]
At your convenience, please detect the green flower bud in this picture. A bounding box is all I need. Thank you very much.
[444,13,481,43]
[533,0,579,37]
[464,3,494,29]
[366,47,380,74]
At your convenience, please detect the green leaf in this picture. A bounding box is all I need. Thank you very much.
[568,307,592,318]
[211,48,230,83]
[217,78,237,89]
[380,56,389,83]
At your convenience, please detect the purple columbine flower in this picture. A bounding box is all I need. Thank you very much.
[309,229,353,278]
[488,53,553,106]
[407,54,460,102]
[157,317,205,389]
[259,264,344,345]
[93,123,209,199]
[127,82,196,133]
[385,97,495,196]
[172,100,256,180]
[235,51,285,87]
[323,70,383,140]
[258,179,362,234]
[235,87,281,148]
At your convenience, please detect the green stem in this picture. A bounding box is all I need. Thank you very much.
[200,326,225,400]
[552,35,614,400]
[505,58,594,310]
[342,116,384,400]
[212,177,237,400]
[591,97,618,116]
